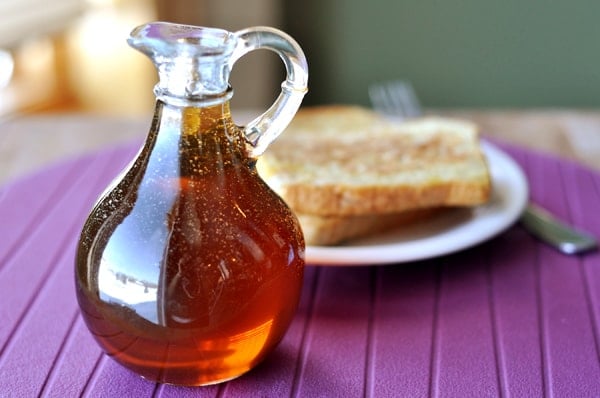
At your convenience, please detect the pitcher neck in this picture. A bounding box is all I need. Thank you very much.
[151,53,234,106]
[155,87,233,108]
[155,99,236,132]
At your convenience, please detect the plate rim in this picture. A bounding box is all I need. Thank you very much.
[304,141,529,266]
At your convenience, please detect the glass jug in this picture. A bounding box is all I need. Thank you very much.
[75,22,308,386]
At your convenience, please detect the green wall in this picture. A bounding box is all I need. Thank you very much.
[284,1,600,108]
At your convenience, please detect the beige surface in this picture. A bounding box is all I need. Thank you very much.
[442,109,600,171]
[2,109,600,187]
[0,113,147,186]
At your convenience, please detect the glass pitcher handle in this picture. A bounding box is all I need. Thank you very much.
[230,27,308,157]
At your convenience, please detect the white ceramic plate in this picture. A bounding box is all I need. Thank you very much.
[305,141,529,266]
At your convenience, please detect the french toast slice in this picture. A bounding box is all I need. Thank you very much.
[256,105,492,244]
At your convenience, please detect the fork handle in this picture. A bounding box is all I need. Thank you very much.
[520,204,598,255]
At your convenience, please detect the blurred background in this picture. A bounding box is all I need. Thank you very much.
[3,0,600,118]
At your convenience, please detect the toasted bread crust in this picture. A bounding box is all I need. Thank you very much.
[298,208,443,245]
[280,179,490,216]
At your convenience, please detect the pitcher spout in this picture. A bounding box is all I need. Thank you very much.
[128,22,236,104]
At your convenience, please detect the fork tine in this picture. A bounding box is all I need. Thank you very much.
[368,80,422,121]
[368,84,395,117]
[387,82,412,118]
[383,82,406,117]
[388,80,421,117]
[369,83,406,121]
[402,81,422,117]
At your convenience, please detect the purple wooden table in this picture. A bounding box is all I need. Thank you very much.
[1,140,599,397]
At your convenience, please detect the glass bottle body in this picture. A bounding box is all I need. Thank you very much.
[75,101,305,385]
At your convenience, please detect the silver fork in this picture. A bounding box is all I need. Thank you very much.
[369,80,598,255]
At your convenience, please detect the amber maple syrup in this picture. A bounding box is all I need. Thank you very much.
[76,102,305,385]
